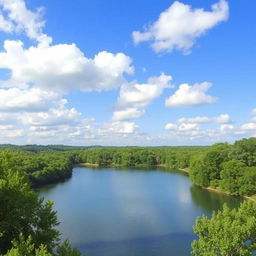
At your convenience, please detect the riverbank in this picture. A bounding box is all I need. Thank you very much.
[175,168,256,203]
[204,187,256,202]
[76,162,99,167]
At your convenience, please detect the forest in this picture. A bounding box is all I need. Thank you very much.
[1,138,256,255]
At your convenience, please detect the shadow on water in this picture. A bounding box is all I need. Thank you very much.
[76,233,195,256]
[75,165,188,176]
[190,185,244,215]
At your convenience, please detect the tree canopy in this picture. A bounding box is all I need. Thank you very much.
[192,201,256,256]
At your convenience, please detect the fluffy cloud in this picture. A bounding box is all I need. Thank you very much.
[0,40,134,92]
[165,82,217,107]
[165,114,235,141]
[112,108,145,121]
[0,0,52,46]
[20,99,81,126]
[0,0,142,145]
[113,73,172,121]
[100,121,138,135]
[165,122,199,132]
[177,114,231,124]
[220,124,235,133]
[0,87,58,112]
[240,123,256,131]
[133,0,228,54]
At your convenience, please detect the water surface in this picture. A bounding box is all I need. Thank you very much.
[38,167,243,256]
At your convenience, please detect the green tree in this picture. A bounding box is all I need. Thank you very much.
[0,152,59,253]
[189,156,209,186]
[192,201,256,256]
[220,160,247,195]
[56,240,81,256]
[1,236,81,256]
[231,138,256,166]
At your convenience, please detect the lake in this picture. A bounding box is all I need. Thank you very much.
[38,167,243,256]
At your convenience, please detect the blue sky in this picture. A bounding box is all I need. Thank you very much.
[0,0,255,145]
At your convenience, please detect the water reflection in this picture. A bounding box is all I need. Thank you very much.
[190,185,243,216]
[38,167,243,256]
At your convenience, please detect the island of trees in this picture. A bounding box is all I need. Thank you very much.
[1,137,256,255]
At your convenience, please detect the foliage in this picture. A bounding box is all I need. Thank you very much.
[189,138,256,196]
[0,152,81,255]
[1,236,81,256]
[0,152,60,253]
[192,201,256,256]
[78,146,205,169]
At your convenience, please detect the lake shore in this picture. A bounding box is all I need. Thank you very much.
[76,163,256,202]
[175,168,256,203]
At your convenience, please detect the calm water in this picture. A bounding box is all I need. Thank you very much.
[38,167,243,256]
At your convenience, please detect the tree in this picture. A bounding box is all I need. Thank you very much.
[191,201,256,256]
[189,156,209,186]
[0,153,60,254]
[232,138,256,166]
[220,160,247,195]
[1,236,81,256]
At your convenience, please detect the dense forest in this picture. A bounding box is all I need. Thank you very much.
[1,138,256,255]
[0,151,81,256]
[189,138,256,198]
[0,138,256,197]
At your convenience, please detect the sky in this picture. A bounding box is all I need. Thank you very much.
[0,0,255,146]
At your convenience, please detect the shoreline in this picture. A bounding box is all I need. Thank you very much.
[175,168,256,203]
[203,186,256,202]
[76,163,256,202]
[76,163,99,167]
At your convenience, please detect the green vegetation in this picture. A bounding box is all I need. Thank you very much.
[0,151,81,255]
[0,150,79,187]
[77,146,206,168]
[189,138,256,197]
[1,236,81,256]
[192,201,256,256]
[1,138,256,197]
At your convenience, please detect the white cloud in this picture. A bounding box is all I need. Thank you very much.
[252,108,256,115]
[177,114,231,124]
[27,118,97,142]
[0,0,142,145]
[0,40,134,92]
[133,0,228,54]
[112,108,145,121]
[118,73,172,108]
[0,0,52,46]
[241,123,256,131]
[165,122,199,132]
[0,123,24,137]
[220,124,235,133]
[164,114,237,142]
[113,73,172,121]
[0,11,14,32]
[164,123,178,131]
[21,99,81,126]
[165,82,217,107]
[0,87,58,112]
[0,129,24,138]
[100,121,138,135]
